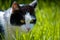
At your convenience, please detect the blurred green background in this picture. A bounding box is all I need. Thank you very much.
[0,0,60,40]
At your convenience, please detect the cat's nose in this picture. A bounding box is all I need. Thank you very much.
[26,27,30,31]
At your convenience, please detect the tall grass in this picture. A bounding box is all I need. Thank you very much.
[0,0,60,40]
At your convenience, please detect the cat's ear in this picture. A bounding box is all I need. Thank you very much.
[29,0,37,8]
[12,1,20,10]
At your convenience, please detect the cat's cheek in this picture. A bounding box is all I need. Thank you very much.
[20,24,34,32]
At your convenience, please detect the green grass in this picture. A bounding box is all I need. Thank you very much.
[0,0,60,40]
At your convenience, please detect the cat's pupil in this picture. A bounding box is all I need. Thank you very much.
[20,20,25,23]
[20,19,36,24]
[30,19,36,23]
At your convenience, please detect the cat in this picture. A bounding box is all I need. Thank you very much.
[0,0,37,40]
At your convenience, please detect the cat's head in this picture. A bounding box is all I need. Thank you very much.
[10,0,37,32]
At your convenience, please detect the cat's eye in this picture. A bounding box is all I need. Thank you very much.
[20,20,24,23]
[31,20,34,22]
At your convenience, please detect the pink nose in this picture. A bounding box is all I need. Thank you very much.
[26,28,30,31]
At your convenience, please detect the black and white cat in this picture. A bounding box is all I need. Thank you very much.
[0,0,37,40]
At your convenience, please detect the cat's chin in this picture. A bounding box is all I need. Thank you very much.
[20,24,34,31]
[11,23,35,32]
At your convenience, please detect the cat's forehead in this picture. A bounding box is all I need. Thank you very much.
[20,4,34,11]
[12,5,34,14]
[22,6,34,12]
[12,0,37,13]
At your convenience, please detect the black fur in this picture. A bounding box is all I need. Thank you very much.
[10,5,36,26]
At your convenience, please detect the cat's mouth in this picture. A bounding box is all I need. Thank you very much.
[20,24,34,32]
[10,23,35,32]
